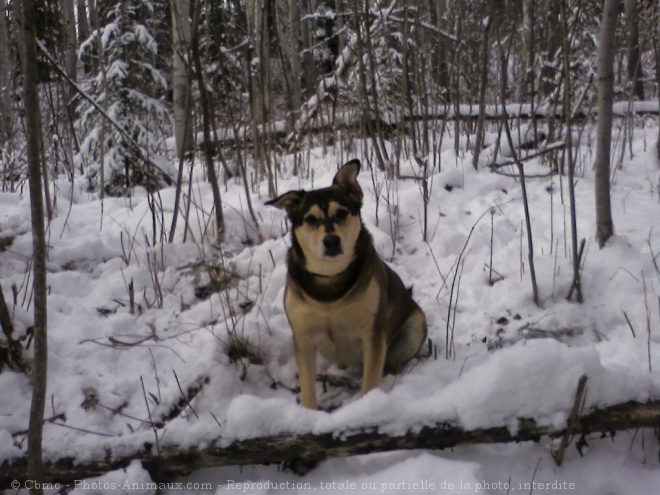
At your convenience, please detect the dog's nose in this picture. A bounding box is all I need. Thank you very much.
[323,234,342,256]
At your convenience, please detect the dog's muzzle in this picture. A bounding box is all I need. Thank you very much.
[323,234,343,257]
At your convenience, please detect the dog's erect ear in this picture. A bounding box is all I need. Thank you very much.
[332,159,363,205]
[265,190,305,218]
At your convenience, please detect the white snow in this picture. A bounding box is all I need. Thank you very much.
[2,118,660,494]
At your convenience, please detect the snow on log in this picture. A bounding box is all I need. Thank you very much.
[212,101,660,150]
[2,399,660,488]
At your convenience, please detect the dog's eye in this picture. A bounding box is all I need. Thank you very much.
[335,209,349,222]
[304,215,319,227]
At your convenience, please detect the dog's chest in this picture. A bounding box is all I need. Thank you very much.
[285,278,380,366]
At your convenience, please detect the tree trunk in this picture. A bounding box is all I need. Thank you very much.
[86,0,100,74]
[523,0,538,142]
[624,0,644,100]
[247,0,266,126]
[656,1,660,161]
[594,0,618,248]
[61,0,78,178]
[287,0,302,123]
[300,0,317,96]
[191,4,226,244]
[429,0,450,90]
[62,0,77,90]
[76,0,90,47]
[540,0,561,97]
[3,399,660,489]
[246,0,276,197]
[171,0,193,161]
[19,0,49,493]
[560,0,583,303]
[472,12,492,170]
[0,0,12,145]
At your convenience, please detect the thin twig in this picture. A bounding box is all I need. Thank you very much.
[140,376,161,457]
[209,411,223,430]
[98,403,152,425]
[443,208,491,358]
[622,311,637,338]
[173,370,199,419]
[489,141,566,170]
[552,375,588,466]
[642,273,652,373]
[46,421,118,438]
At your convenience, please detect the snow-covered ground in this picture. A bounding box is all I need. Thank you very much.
[2,117,660,494]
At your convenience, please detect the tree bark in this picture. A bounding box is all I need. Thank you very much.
[287,0,302,123]
[171,0,193,161]
[656,1,660,161]
[624,0,644,100]
[61,0,78,180]
[76,0,90,48]
[2,399,660,489]
[560,0,583,303]
[540,0,561,97]
[594,0,618,248]
[0,0,12,145]
[18,0,49,493]
[191,3,225,244]
[62,0,77,90]
[472,12,492,170]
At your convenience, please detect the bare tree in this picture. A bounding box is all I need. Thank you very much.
[61,0,78,175]
[62,0,77,89]
[472,3,492,170]
[168,0,193,243]
[560,0,583,303]
[624,0,644,100]
[287,0,302,124]
[655,1,660,161]
[594,0,618,248]
[18,0,49,493]
[540,0,561,98]
[190,2,226,243]
[246,0,276,196]
[0,0,11,145]
[76,0,90,47]
[171,0,192,161]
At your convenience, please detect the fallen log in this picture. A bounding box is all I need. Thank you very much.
[2,398,660,488]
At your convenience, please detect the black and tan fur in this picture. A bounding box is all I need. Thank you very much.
[266,159,427,409]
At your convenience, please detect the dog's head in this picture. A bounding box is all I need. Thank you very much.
[266,159,364,277]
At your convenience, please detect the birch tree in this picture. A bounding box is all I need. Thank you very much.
[171,0,192,160]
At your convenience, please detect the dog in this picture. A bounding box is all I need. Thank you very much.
[266,159,427,409]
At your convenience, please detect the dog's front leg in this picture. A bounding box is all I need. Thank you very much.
[293,334,318,409]
[361,332,386,396]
